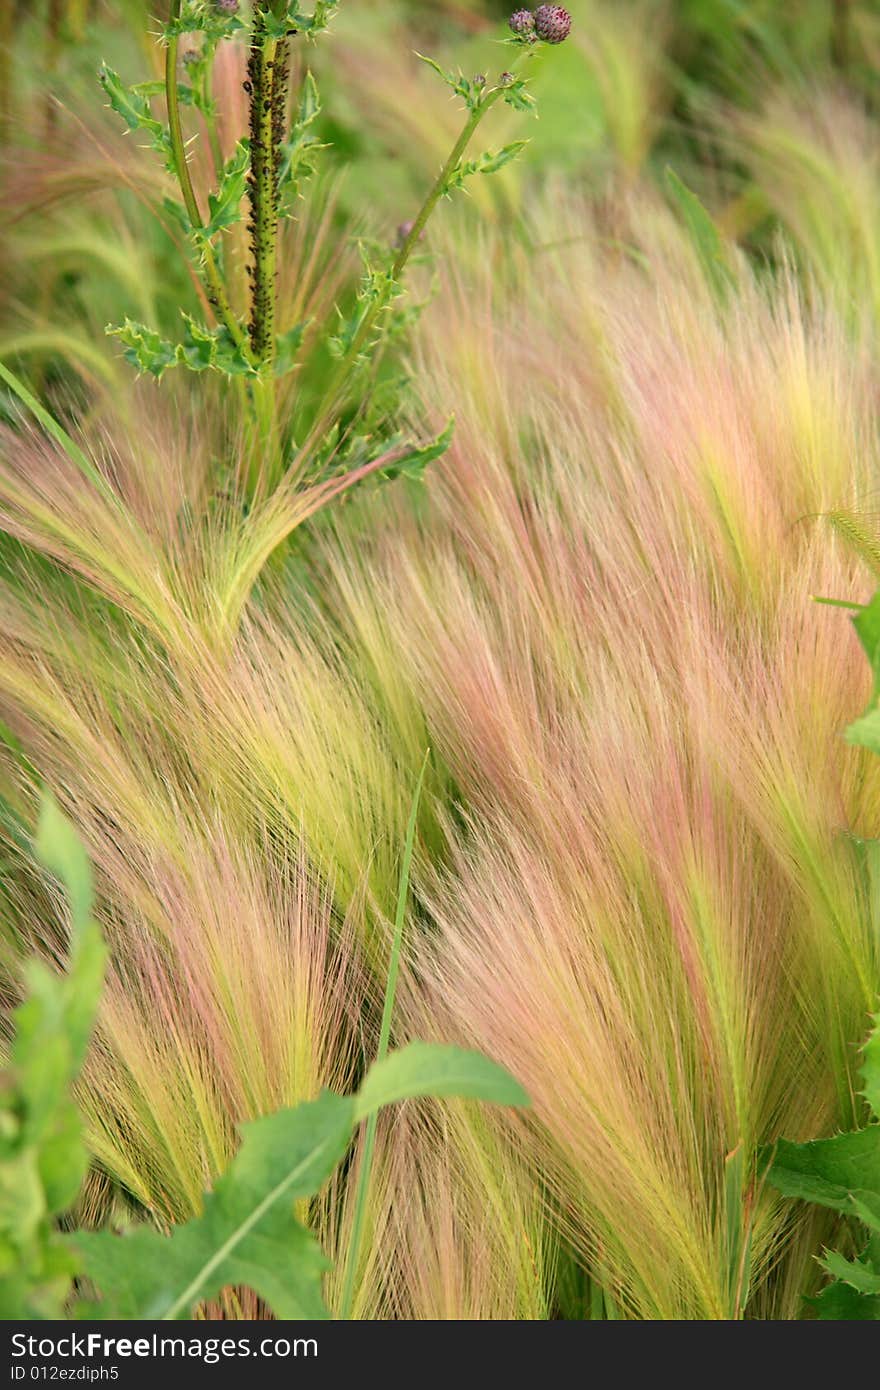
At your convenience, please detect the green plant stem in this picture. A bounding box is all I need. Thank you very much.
[200,51,225,185]
[247,31,280,367]
[165,4,250,360]
[338,750,430,1321]
[302,57,528,460]
[245,11,289,491]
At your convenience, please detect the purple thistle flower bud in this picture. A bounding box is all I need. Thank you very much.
[215,0,239,14]
[533,4,571,43]
[509,9,536,37]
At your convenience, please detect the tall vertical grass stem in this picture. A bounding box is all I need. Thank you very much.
[338,749,431,1321]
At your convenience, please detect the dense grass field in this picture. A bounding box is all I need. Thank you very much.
[2,0,880,1322]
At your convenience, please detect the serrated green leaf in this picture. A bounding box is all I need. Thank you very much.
[175,315,256,377]
[355,1041,529,1121]
[850,1191,880,1234]
[73,1091,355,1319]
[502,79,536,113]
[297,70,321,127]
[415,53,477,109]
[203,140,249,240]
[373,418,454,483]
[275,320,309,377]
[98,64,173,171]
[821,1247,880,1295]
[107,319,177,379]
[447,142,527,192]
[277,80,326,213]
[763,1127,880,1212]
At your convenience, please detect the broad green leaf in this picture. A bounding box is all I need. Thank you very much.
[665,167,736,303]
[355,1042,530,1121]
[811,1279,880,1319]
[845,709,880,756]
[73,1091,355,1319]
[853,596,880,694]
[35,795,93,939]
[851,1191,880,1234]
[763,1127,880,1212]
[0,795,106,1317]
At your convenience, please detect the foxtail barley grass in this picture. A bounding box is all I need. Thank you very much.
[1,181,879,1315]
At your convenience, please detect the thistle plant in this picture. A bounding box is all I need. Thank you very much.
[98,2,571,500]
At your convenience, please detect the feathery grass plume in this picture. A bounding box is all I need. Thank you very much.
[317,191,880,1317]
[733,89,880,329]
[572,1,669,180]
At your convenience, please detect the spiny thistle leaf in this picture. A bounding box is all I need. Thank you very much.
[822,1246,880,1295]
[763,1127,880,1212]
[277,74,326,214]
[263,4,339,41]
[502,79,536,113]
[763,1016,880,1319]
[98,65,174,172]
[162,3,245,40]
[107,317,255,379]
[370,418,455,483]
[274,320,310,377]
[416,54,483,111]
[202,140,250,240]
[73,1091,355,1319]
[105,320,177,379]
[446,142,528,192]
[328,252,398,362]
